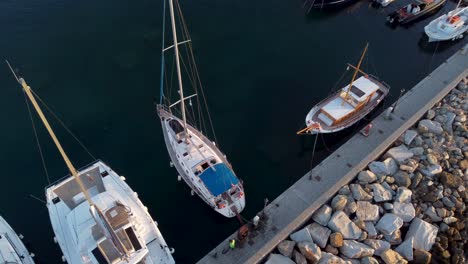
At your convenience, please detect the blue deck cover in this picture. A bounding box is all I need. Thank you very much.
[199,163,239,196]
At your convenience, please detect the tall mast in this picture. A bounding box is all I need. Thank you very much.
[342,43,369,105]
[6,61,94,205]
[168,0,189,140]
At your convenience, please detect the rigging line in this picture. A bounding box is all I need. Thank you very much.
[160,0,167,104]
[29,89,97,161]
[320,133,333,153]
[175,0,218,144]
[329,67,349,95]
[29,194,46,204]
[426,41,440,75]
[23,90,51,184]
[309,134,319,178]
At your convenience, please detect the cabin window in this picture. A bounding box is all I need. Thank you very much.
[52,197,61,204]
[100,171,109,177]
[350,85,365,98]
[194,170,201,176]
[201,162,209,170]
[210,159,217,165]
[125,227,142,251]
[183,152,188,157]
[177,140,183,144]
[92,247,107,264]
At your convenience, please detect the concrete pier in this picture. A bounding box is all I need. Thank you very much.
[197,44,468,264]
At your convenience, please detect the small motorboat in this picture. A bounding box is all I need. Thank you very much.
[297,44,390,135]
[387,0,446,25]
[303,0,358,10]
[424,6,468,42]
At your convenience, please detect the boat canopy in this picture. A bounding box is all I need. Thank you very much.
[343,77,380,103]
[199,163,239,196]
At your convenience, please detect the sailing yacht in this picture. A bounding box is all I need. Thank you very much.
[424,2,468,42]
[8,62,175,264]
[157,0,245,218]
[297,44,390,135]
[0,215,35,264]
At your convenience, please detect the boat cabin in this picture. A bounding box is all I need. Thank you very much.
[318,76,379,126]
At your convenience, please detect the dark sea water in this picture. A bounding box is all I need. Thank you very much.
[0,0,465,263]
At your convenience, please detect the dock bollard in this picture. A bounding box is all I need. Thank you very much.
[384,107,393,120]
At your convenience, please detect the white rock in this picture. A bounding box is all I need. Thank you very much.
[369,158,398,176]
[363,239,391,257]
[358,170,377,184]
[420,164,443,177]
[318,252,350,264]
[404,130,418,145]
[404,218,438,251]
[356,201,379,221]
[418,119,444,134]
[307,222,331,248]
[392,202,415,222]
[385,145,414,164]
[266,253,296,264]
[395,238,413,261]
[394,187,412,203]
[350,184,372,201]
[340,240,374,259]
[364,222,378,238]
[372,183,393,202]
[290,227,313,243]
[277,240,295,258]
[312,205,332,226]
[376,214,403,235]
[327,211,362,240]
[381,249,407,264]
[297,241,321,263]
[424,206,442,222]
[443,216,458,224]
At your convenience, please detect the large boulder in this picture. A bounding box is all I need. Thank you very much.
[329,232,343,248]
[392,202,415,222]
[385,145,414,164]
[395,238,413,261]
[418,119,443,134]
[376,214,403,235]
[419,164,442,177]
[404,130,418,145]
[363,239,391,257]
[350,184,372,201]
[358,170,377,184]
[364,222,378,238]
[369,158,398,176]
[293,250,307,264]
[331,195,348,211]
[265,253,295,264]
[340,240,374,259]
[413,249,432,264]
[404,218,438,251]
[312,205,332,226]
[307,223,331,248]
[394,187,412,203]
[393,171,411,188]
[356,201,379,221]
[372,183,393,202]
[297,241,321,264]
[290,227,313,243]
[438,171,463,188]
[327,211,362,240]
[380,249,408,264]
[361,257,379,264]
[277,240,295,258]
[317,252,349,264]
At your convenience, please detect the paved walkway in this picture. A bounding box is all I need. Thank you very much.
[197,44,468,264]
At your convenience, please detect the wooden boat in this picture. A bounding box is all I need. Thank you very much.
[387,0,446,25]
[298,44,390,135]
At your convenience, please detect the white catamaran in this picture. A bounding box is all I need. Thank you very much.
[8,62,175,264]
[424,1,468,42]
[298,44,390,135]
[157,0,245,218]
[0,215,35,264]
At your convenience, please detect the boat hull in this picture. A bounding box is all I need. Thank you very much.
[308,0,358,8]
[0,216,35,264]
[157,106,245,218]
[387,0,446,25]
[424,7,468,42]
[304,76,390,134]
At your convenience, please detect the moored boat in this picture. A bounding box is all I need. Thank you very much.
[157,0,245,218]
[387,0,446,25]
[0,215,35,264]
[7,62,175,264]
[298,44,390,135]
[424,4,468,42]
[304,0,358,9]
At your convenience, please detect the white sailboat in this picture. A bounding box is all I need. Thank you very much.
[0,215,35,264]
[157,0,245,218]
[7,62,175,264]
[298,44,390,135]
[424,1,468,42]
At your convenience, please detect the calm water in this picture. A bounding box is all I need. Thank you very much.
[0,0,465,263]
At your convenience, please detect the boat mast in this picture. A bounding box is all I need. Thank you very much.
[168,0,189,141]
[6,62,94,205]
[342,43,369,105]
